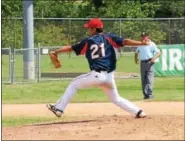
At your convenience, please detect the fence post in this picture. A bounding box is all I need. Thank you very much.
[8,47,12,83]
[119,19,121,37]
[168,18,171,44]
[119,19,122,57]
[13,48,16,84]
[37,43,41,82]
[69,19,72,58]
[10,48,15,84]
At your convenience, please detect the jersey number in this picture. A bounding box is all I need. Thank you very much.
[90,43,105,59]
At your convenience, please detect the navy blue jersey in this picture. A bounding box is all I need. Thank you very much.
[71,33,124,72]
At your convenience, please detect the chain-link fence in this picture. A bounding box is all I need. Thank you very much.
[1,46,86,84]
[2,48,41,84]
[2,46,141,84]
[2,18,185,84]
[2,18,185,49]
[2,48,11,83]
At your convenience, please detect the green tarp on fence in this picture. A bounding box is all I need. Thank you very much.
[154,44,184,76]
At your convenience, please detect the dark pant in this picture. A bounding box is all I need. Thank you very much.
[140,60,154,98]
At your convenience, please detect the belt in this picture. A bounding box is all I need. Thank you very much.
[141,58,152,63]
[94,69,112,73]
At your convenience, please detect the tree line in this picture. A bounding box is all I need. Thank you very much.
[2,0,185,48]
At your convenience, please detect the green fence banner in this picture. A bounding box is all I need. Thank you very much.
[154,44,184,76]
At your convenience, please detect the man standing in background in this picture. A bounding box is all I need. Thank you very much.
[135,32,161,99]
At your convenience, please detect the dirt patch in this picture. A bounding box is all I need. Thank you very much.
[2,102,184,140]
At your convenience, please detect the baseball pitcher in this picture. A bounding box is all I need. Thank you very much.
[47,18,148,118]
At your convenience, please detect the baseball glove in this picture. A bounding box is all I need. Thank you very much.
[48,52,61,68]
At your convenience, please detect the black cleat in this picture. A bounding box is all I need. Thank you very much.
[46,104,63,117]
[135,110,147,118]
[144,95,154,99]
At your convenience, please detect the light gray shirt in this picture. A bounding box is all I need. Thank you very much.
[135,41,160,61]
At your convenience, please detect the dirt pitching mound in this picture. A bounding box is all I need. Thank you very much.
[2,102,184,140]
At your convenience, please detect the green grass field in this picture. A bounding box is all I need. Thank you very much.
[2,53,140,81]
[2,53,184,127]
[2,76,184,127]
[2,77,184,104]
[2,116,78,127]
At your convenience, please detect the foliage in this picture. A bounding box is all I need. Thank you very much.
[34,20,70,46]
[2,19,23,48]
[154,1,185,18]
[2,0,184,19]
[33,0,79,18]
[112,20,167,44]
[1,0,185,48]
[1,0,22,18]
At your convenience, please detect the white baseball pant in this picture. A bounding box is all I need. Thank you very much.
[55,70,141,116]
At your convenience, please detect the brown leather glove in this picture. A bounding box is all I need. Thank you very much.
[48,52,61,68]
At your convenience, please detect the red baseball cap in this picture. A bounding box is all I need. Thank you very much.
[84,18,103,28]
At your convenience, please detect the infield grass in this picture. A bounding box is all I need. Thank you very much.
[2,76,184,127]
[2,116,75,127]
